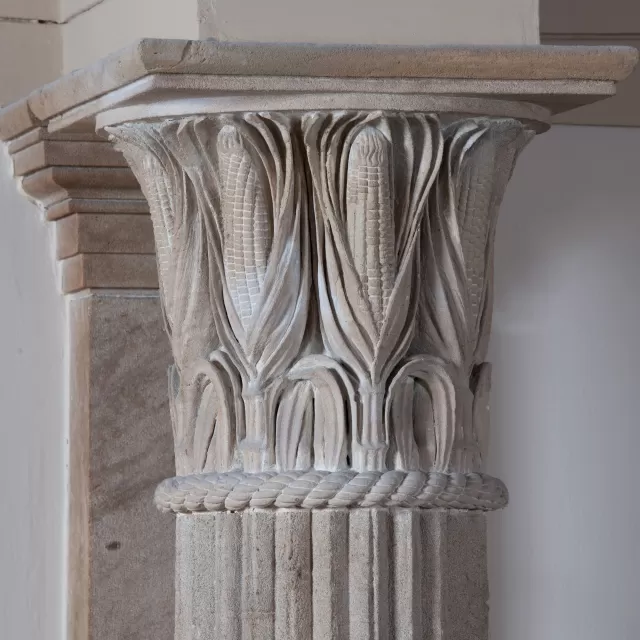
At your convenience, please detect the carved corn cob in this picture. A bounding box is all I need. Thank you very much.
[457,122,531,339]
[217,125,272,331]
[346,127,395,331]
[144,164,175,316]
[459,160,493,331]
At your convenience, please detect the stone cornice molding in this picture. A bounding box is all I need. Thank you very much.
[1,41,635,138]
[0,41,635,294]
[0,40,637,141]
[6,129,154,293]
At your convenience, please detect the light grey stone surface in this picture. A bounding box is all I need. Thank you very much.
[175,509,488,640]
[242,510,276,639]
[392,509,423,638]
[275,510,312,639]
[446,511,488,639]
[69,291,174,640]
[0,39,636,141]
[311,510,349,639]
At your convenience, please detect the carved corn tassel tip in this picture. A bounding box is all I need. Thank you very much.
[346,126,395,330]
[217,125,272,331]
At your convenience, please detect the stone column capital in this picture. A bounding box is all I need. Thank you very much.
[108,111,529,513]
[51,41,628,515]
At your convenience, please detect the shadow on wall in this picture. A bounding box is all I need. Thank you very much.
[488,125,640,640]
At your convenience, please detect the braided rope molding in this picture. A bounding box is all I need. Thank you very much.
[155,469,508,513]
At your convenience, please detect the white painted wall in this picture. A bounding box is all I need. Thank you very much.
[0,0,57,20]
[489,124,640,640]
[0,148,66,639]
[0,0,61,106]
[199,0,539,45]
[0,0,200,101]
[63,0,199,73]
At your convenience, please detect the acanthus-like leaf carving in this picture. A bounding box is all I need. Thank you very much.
[416,118,534,470]
[110,122,228,475]
[386,356,458,472]
[111,114,312,474]
[280,355,355,471]
[209,115,312,471]
[109,112,533,479]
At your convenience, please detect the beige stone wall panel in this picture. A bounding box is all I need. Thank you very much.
[69,292,174,640]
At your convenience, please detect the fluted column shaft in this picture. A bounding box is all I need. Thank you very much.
[176,509,488,640]
[109,110,532,640]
